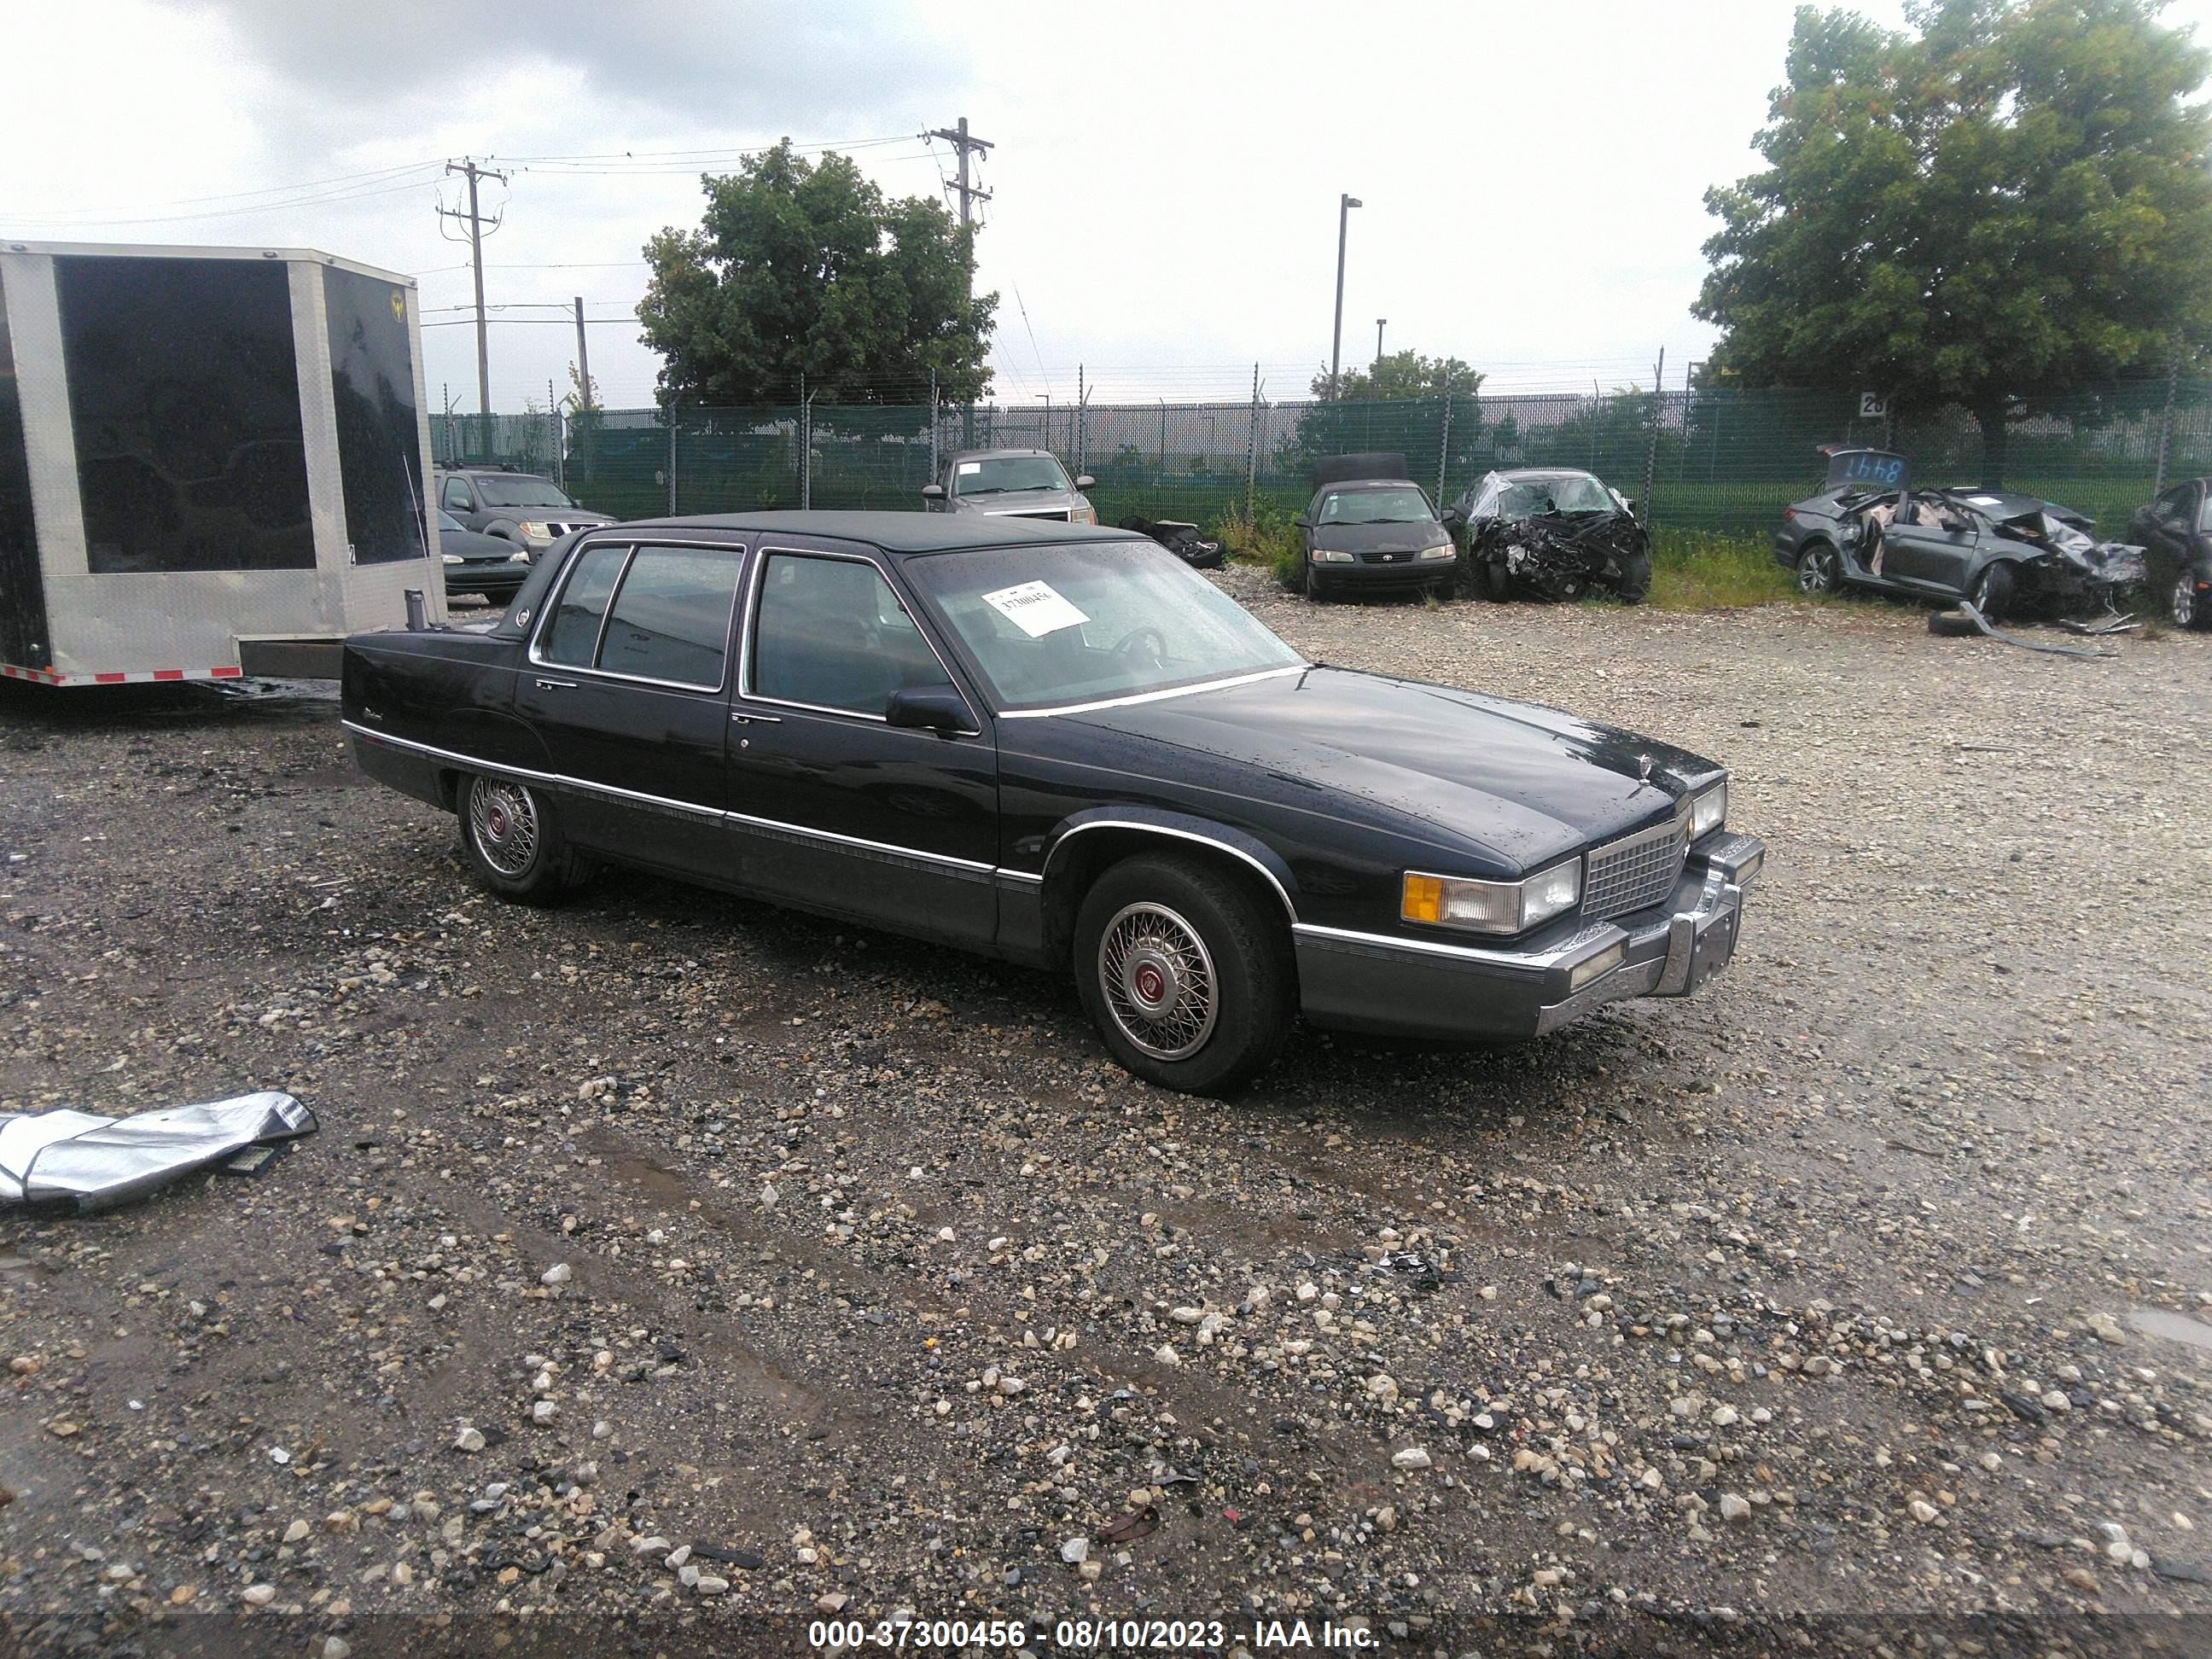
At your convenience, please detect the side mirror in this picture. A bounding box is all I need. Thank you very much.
[1293,515,1312,530]
[920,483,945,501]
[1621,497,1639,514]
[885,684,975,736]
[1074,474,1095,491]
[1441,508,1467,530]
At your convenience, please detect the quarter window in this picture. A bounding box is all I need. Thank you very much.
[596,546,742,686]
[751,553,947,716]
[538,544,629,667]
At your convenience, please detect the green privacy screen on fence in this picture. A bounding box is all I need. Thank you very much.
[433,379,2212,538]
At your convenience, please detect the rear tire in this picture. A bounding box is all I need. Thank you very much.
[1967,562,2016,624]
[460,773,583,904]
[1074,854,1294,1096]
[1796,542,1841,596]
[1614,551,1652,605]
[2173,570,2210,630]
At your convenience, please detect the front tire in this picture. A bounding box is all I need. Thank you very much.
[1967,562,2016,624]
[1303,557,1330,603]
[1481,556,1513,602]
[460,773,582,904]
[1074,854,1294,1096]
[1614,551,1652,605]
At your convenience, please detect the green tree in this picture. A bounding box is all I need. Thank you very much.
[639,140,997,407]
[1308,349,1481,402]
[1695,0,2212,483]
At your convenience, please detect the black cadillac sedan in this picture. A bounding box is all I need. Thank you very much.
[343,513,1763,1094]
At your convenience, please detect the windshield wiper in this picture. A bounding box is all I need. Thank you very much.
[960,486,1014,497]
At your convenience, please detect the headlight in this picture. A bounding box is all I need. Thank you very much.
[1691,780,1727,840]
[518,521,553,539]
[1401,859,1582,935]
[441,553,463,564]
[1070,504,1097,525]
[1416,542,1455,562]
[1312,549,1355,563]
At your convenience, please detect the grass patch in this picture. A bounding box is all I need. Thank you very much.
[1645,527,1799,610]
[1209,503,1307,590]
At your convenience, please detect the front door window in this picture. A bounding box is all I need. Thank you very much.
[749,552,949,715]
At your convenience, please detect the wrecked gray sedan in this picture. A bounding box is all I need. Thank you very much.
[1774,449,2145,622]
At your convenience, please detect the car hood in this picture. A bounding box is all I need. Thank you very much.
[1062,666,1718,869]
[1311,519,1452,554]
[952,487,1087,516]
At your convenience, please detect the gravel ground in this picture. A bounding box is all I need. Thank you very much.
[2,577,2209,1656]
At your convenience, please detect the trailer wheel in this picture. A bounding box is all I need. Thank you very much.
[461,774,583,903]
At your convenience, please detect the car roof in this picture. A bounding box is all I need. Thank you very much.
[1318,478,1426,492]
[946,447,1061,463]
[436,466,556,480]
[598,509,1151,556]
[1493,468,1599,483]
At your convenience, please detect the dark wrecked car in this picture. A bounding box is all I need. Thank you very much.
[1444,468,1651,604]
[2126,477,2212,631]
[1774,449,2145,622]
[341,511,1763,1096]
[1293,453,1459,600]
[1119,515,1225,569]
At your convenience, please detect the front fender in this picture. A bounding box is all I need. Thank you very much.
[1040,806,1302,924]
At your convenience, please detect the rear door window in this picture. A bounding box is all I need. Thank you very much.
[595,546,743,687]
[538,544,629,667]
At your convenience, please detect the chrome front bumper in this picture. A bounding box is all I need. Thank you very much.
[1291,832,1766,1043]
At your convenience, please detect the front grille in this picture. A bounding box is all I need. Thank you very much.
[1583,810,1690,920]
[1364,550,1412,563]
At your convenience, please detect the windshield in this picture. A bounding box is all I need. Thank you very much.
[1496,474,1617,520]
[904,542,1302,713]
[1318,486,1435,526]
[952,455,1072,497]
[474,476,579,509]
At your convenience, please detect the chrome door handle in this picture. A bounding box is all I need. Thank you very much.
[730,710,782,724]
[534,678,576,690]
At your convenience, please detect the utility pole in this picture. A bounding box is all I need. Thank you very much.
[1329,194,1361,401]
[438,158,508,417]
[926,117,994,228]
[1375,318,1387,370]
[573,297,591,405]
[926,117,992,447]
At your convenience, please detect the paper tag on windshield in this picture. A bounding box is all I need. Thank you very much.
[957,461,981,474]
[982,580,1088,638]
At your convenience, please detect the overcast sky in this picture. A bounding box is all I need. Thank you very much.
[6,0,2209,411]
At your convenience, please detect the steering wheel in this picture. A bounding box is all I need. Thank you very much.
[1111,626,1168,669]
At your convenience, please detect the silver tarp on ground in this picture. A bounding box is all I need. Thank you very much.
[0,1091,316,1211]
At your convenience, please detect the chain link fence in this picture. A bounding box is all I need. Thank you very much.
[434,379,2212,538]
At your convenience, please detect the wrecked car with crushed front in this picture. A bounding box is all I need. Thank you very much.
[1775,448,2145,621]
[342,511,1762,1097]
[1445,468,1651,603]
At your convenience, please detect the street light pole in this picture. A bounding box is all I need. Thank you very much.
[1329,193,1362,401]
[1375,318,1387,370]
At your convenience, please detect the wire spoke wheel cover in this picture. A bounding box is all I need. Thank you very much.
[469,778,540,877]
[1097,901,1218,1061]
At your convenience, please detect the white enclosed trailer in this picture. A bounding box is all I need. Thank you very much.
[0,241,444,684]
